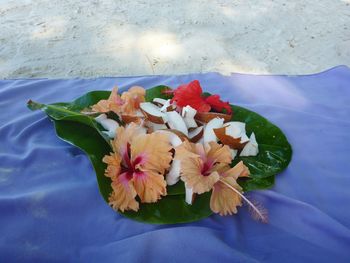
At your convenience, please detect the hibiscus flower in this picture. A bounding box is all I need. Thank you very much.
[91,87,124,114]
[175,140,266,219]
[119,86,145,115]
[91,86,145,116]
[175,140,232,194]
[171,80,232,114]
[103,123,173,212]
[211,162,267,222]
[210,162,249,215]
[204,94,232,115]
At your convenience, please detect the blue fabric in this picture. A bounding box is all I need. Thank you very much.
[1,66,350,262]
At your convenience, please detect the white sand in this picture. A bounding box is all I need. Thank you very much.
[1,0,350,78]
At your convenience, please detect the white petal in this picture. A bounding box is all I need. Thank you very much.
[240,132,259,156]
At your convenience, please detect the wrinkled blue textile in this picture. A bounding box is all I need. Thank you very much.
[1,66,350,262]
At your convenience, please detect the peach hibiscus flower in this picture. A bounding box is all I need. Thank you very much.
[120,86,145,115]
[103,123,172,212]
[210,162,249,215]
[175,141,232,194]
[175,140,264,217]
[92,86,145,117]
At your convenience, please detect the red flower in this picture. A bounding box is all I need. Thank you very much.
[171,80,232,114]
[171,80,210,112]
[205,95,232,114]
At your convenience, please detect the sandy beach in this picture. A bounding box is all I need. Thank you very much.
[1,0,350,78]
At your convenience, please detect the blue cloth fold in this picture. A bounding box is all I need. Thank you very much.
[1,66,350,262]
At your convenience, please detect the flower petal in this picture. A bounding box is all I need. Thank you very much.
[171,80,211,112]
[176,141,229,194]
[133,171,167,203]
[102,153,122,181]
[92,87,122,114]
[210,161,249,215]
[111,123,147,157]
[121,86,146,115]
[109,172,139,212]
[175,140,200,160]
[205,94,232,114]
[210,177,242,216]
[131,132,173,174]
[205,141,232,165]
[180,156,220,194]
[222,161,250,180]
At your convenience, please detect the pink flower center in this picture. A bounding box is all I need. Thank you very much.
[121,143,146,180]
[115,96,125,106]
[201,159,214,176]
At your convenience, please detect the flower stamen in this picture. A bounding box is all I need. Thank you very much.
[219,179,268,223]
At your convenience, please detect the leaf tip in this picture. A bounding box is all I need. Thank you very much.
[27,99,44,111]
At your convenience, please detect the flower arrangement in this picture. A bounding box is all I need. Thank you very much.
[28,80,292,224]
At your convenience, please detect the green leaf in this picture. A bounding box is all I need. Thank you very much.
[145,85,173,101]
[239,175,275,192]
[229,104,292,188]
[28,93,112,144]
[53,119,211,224]
[56,90,110,111]
[28,85,292,224]
[54,120,112,202]
[123,192,212,224]
[167,181,185,195]
[27,100,45,111]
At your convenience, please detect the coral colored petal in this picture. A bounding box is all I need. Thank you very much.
[222,161,250,180]
[210,162,249,215]
[205,141,232,165]
[91,87,123,114]
[109,172,139,212]
[111,123,147,156]
[91,99,111,113]
[210,177,242,216]
[133,171,167,203]
[131,132,173,174]
[91,86,146,118]
[176,141,233,194]
[121,86,146,115]
[179,154,220,194]
[102,153,122,180]
[128,86,146,97]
